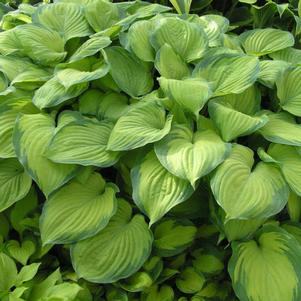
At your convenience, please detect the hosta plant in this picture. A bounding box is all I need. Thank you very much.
[0,0,301,300]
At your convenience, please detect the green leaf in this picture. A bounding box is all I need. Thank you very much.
[193,251,224,275]
[287,192,301,222]
[47,118,120,167]
[193,53,260,96]
[210,144,289,220]
[158,77,212,118]
[151,17,208,62]
[154,123,231,187]
[229,225,301,301]
[13,113,78,197]
[105,46,153,97]
[141,285,174,301]
[277,67,301,116]
[127,19,155,62]
[270,47,301,66]
[258,60,289,88]
[107,101,172,151]
[208,97,268,142]
[169,0,192,14]
[40,173,118,245]
[240,28,295,56]
[155,44,190,79]
[6,240,35,265]
[16,263,40,286]
[0,158,31,212]
[32,2,92,41]
[0,252,17,291]
[264,144,301,196]
[259,111,301,146]
[176,267,205,294]
[131,151,193,225]
[71,199,153,283]
[85,0,119,32]
[69,36,111,63]
[32,76,88,109]
[154,218,197,257]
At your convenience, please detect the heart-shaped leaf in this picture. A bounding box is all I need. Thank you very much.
[6,240,36,265]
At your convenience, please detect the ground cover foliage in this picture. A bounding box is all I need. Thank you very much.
[0,0,301,300]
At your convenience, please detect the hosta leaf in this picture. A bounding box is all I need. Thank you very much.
[176,267,205,294]
[155,44,190,79]
[169,0,192,14]
[208,98,268,142]
[0,252,18,291]
[141,285,174,301]
[264,144,301,196]
[47,118,120,167]
[150,17,208,62]
[277,67,301,116]
[55,60,110,89]
[13,113,78,197]
[79,89,104,116]
[107,101,172,151]
[32,3,91,41]
[71,199,153,283]
[258,60,289,88]
[240,28,295,56]
[105,46,153,97]
[69,36,111,62]
[127,20,154,62]
[40,173,118,244]
[15,24,66,66]
[0,158,31,212]
[259,112,301,146]
[131,151,193,225]
[154,123,231,187]
[287,192,301,223]
[85,0,119,32]
[193,53,259,96]
[229,225,301,301]
[153,218,197,257]
[270,47,301,66]
[158,77,212,118]
[6,240,35,265]
[210,144,289,220]
[33,76,88,109]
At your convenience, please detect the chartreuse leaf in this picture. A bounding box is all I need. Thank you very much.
[154,123,231,187]
[107,101,172,151]
[240,28,295,56]
[153,218,197,257]
[79,89,104,116]
[270,47,301,65]
[193,53,260,96]
[13,24,66,66]
[193,251,224,275]
[32,2,91,41]
[263,144,301,196]
[208,96,268,142]
[69,36,111,63]
[259,112,301,146]
[141,285,174,301]
[159,77,212,118]
[176,267,205,294]
[40,173,118,245]
[0,158,31,212]
[6,239,35,265]
[85,0,119,32]
[287,192,301,222]
[105,46,153,97]
[13,113,78,197]
[229,225,301,301]
[16,263,40,286]
[33,76,88,109]
[71,199,153,283]
[155,44,190,79]
[258,60,289,88]
[0,252,18,291]
[47,118,120,167]
[169,0,192,14]
[276,67,301,116]
[151,17,208,62]
[211,144,289,220]
[127,20,154,62]
[0,97,38,158]
[131,151,193,225]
